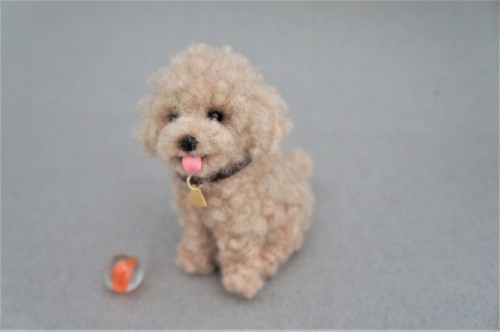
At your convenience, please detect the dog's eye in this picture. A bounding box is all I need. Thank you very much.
[169,112,179,122]
[207,109,224,122]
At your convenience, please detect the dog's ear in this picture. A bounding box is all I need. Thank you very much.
[248,87,293,157]
[136,95,163,157]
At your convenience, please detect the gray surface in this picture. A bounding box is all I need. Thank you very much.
[1,1,498,329]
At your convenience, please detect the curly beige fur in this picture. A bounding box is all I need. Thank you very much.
[137,44,314,299]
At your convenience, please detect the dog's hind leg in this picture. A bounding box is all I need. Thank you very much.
[261,203,309,278]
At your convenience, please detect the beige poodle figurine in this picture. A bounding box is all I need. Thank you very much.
[137,44,314,299]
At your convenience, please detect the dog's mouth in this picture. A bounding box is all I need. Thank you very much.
[175,153,208,175]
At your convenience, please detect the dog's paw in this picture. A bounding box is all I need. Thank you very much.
[176,244,215,274]
[222,268,263,299]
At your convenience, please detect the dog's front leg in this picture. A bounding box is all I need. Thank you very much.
[216,229,267,299]
[176,214,217,274]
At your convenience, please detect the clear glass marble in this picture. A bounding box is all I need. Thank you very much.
[105,254,144,293]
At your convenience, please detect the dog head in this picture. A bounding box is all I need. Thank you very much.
[137,44,291,178]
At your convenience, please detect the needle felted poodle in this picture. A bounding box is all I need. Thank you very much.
[137,44,314,299]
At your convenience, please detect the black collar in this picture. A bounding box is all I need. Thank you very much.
[179,155,252,186]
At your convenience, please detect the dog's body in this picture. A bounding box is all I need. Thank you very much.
[138,44,314,298]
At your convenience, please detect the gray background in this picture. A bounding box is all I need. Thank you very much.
[2,1,498,329]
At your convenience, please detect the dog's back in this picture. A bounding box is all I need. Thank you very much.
[286,148,313,180]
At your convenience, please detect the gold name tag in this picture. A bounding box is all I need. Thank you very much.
[186,176,207,208]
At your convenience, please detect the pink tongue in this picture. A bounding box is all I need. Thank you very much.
[182,155,202,175]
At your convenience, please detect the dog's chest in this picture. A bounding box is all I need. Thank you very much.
[187,181,254,228]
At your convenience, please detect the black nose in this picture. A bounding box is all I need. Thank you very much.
[179,135,197,152]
